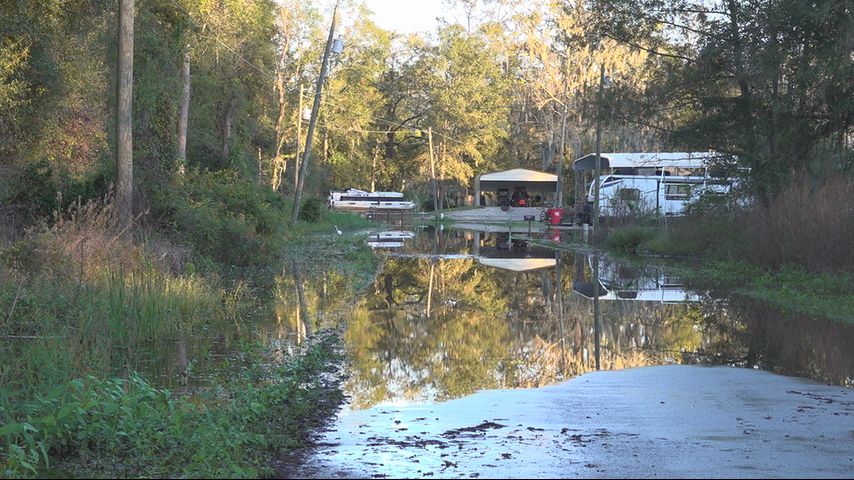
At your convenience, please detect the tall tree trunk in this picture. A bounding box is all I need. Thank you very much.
[294,84,304,192]
[222,94,236,162]
[116,0,134,229]
[273,68,288,191]
[177,48,190,175]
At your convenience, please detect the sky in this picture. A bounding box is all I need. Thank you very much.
[360,0,464,34]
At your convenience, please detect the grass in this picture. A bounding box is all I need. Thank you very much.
[1,334,344,478]
[680,261,854,323]
[0,175,379,478]
[592,207,854,323]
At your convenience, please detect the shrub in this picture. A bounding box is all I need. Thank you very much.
[150,169,290,266]
[739,177,854,272]
[606,225,657,253]
[298,197,325,223]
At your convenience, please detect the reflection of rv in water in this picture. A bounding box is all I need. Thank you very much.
[328,189,415,211]
[572,152,739,216]
[572,254,699,303]
[366,230,416,249]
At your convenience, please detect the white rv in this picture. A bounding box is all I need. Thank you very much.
[572,152,738,216]
[327,188,415,211]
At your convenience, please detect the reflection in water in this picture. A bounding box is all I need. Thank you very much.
[334,227,854,410]
[149,227,853,405]
[367,230,416,249]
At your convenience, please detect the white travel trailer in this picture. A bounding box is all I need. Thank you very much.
[327,188,415,211]
[572,152,738,216]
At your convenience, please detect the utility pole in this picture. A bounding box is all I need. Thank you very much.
[428,127,440,222]
[177,47,190,175]
[593,63,605,239]
[291,3,339,223]
[116,0,134,230]
[557,56,568,207]
[294,83,304,192]
[593,252,601,371]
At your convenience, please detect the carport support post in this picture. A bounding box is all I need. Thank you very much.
[429,127,440,222]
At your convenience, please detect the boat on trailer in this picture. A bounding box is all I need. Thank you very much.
[572,152,741,217]
[327,188,415,211]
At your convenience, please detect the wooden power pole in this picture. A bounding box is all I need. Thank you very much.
[557,56,568,207]
[428,127,440,222]
[117,0,134,229]
[177,48,190,175]
[593,63,605,239]
[291,4,338,224]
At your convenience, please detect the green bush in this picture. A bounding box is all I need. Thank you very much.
[151,169,290,266]
[605,226,657,253]
[298,198,325,223]
[8,160,113,223]
[0,337,343,479]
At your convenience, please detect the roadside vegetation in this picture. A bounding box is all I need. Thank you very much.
[1,0,852,476]
[603,177,854,322]
[1,169,373,477]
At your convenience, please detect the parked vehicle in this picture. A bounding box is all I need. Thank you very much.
[573,152,741,217]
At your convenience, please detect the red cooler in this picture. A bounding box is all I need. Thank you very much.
[547,207,563,225]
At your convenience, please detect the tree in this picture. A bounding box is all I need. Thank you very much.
[116,0,134,228]
[592,0,854,198]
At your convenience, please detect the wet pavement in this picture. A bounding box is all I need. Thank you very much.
[296,366,853,478]
[289,226,854,478]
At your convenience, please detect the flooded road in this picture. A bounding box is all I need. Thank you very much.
[290,226,854,478]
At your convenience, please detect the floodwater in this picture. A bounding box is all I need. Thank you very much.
[287,226,854,478]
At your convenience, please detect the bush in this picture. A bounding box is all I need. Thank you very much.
[0,337,343,479]
[298,197,325,223]
[739,177,854,272]
[151,169,290,266]
[605,225,657,253]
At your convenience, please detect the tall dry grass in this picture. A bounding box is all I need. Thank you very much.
[0,196,233,396]
[740,177,854,271]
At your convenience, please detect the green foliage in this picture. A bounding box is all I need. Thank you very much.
[605,225,658,253]
[595,0,854,197]
[298,197,325,223]
[152,169,290,266]
[682,261,854,323]
[0,337,343,478]
[19,160,113,218]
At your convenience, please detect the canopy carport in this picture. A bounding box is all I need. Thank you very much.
[473,168,558,206]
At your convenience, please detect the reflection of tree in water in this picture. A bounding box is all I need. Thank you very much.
[345,258,511,409]
[266,264,364,356]
[342,255,732,410]
[723,300,854,387]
